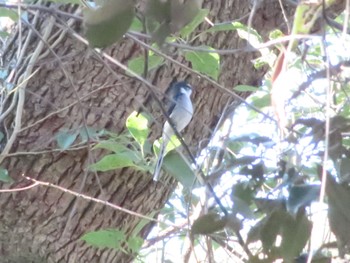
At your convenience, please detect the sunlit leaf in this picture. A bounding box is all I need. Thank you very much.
[234,22,264,54]
[153,135,182,156]
[84,0,135,47]
[81,229,125,249]
[269,29,284,40]
[206,22,262,51]
[126,111,150,148]
[185,47,220,80]
[90,151,141,171]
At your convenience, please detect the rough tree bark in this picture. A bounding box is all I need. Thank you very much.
[0,1,297,262]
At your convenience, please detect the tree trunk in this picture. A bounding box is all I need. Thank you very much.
[0,1,293,262]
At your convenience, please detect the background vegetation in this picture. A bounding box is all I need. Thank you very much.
[0,0,349,262]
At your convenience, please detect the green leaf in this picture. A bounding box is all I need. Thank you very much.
[0,7,19,21]
[340,157,350,179]
[127,55,164,76]
[184,47,220,80]
[232,182,254,204]
[251,93,271,109]
[0,168,13,183]
[325,171,350,254]
[206,22,261,41]
[280,213,312,262]
[131,212,155,236]
[234,22,262,48]
[287,184,320,215]
[253,52,277,68]
[239,162,264,179]
[180,9,209,38]
[260,211,282,251]
[90,151,141,172]
[146,0,201,45]
[207,21,267,57]
[145,0,171,23]
[126,111,150,148]
[94,141,130,153]
[130,17,143,32]
[84,0,135,47]
[229,134,273,146]
[163,151,196,188]
[127,236,143,253]
[191,213,227,235]
[81,229,125,249]
[56,130,79,150]
[269,29,284,40]
[231,196,255,219]
[206,22,241,33]
[233,85,258,92]
[153,135,182,156]
[0,30,10,38]
[231,182,255,218]
[254,198,284,213]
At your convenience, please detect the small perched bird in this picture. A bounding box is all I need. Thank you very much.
[153,81,194,181]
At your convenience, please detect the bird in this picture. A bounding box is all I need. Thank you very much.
[153,81,194,181]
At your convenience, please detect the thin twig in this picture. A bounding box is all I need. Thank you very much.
[0,182,39,192]
[19,83,117,132]
[3,145,89,157]
[23,175,178,227]
[0,11,53,164]
[0,3,322,55]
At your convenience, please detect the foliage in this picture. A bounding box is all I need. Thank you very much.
[83,0,135,47]
[0,167,13,183]
[0,0,349,262]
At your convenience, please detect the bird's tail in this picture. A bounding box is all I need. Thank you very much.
[153,141,166,181]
